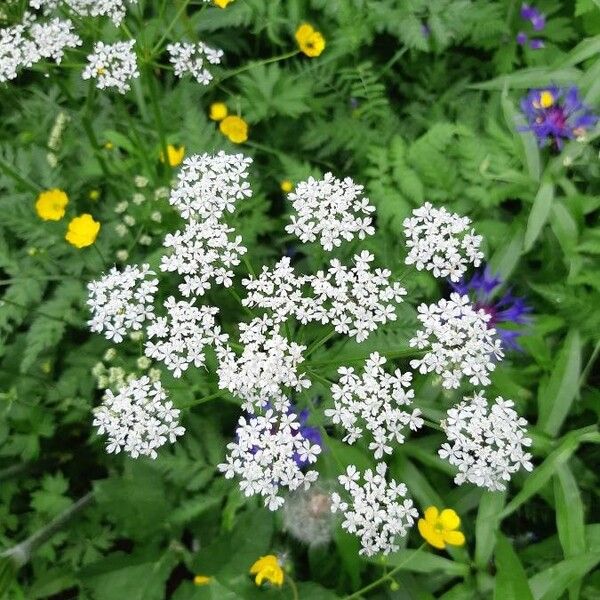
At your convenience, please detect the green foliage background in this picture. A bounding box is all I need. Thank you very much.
[1,0,600,598]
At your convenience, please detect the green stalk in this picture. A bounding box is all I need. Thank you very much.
[217,50,300,85]
[146,68,171,180]
[1,492,94,568]
[150,0,192,56]
[343,544,426,599]
[0,157,42,193]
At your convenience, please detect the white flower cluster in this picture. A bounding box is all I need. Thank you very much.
[218,409,321,511]
[286,173,375,251]
[82,40,139,93]
[145,299,227,378]
[30,0,137,26]
[403,202,484,282]
[167,41,223,85]
[87,264,158,343]
[243,252,406,342]
[93,376,184,459]
[309,252,406,342]
[1,18,80,82]
[331,464,418,557]
[161,153,252,297]
[216,317,310,413]
[410,293,503,389]
[325,353,423,458]
[439,392,533,491]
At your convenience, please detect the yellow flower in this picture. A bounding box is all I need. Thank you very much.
[65,214,101,249]
[418,506,465,550]
[280,179,293,193]
[35,189,68,221]
[209,102,228,121]
[89,189,101,201]
[249,555,284,587]
[104,141,113,150]
[295,23,326,57]
[193,575,211,586]
[214,0,233,7]
[160,144,185,167]
[219,115,249,144]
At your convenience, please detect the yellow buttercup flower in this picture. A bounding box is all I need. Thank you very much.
[160,144,185,167]
[295,23,326,57]
[35,189,68,221]
[214,0,233,6]
[280,179,293,193]
[249,555,284,587]
[219,115,249,144]
[65,214,100,249]
[209,102,228,121]
[418,506,465,550]
[193,575,211,586]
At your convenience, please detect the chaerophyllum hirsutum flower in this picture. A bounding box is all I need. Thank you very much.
[86,152,534,556]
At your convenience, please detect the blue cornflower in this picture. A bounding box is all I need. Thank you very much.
[294,409,322,467]
[451,267,531,350]
[519,86,598,148]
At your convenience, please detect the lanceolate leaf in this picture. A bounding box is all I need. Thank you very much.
[524,182,555,253]
[494,534,534,600]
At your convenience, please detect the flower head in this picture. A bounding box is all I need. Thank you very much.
[280,179,293,193]
[167,41,223,85]
[520,4,545,30]
[451,266,531,350]
[209,102,228,121]
[439,391,533,491]
[65,214,100,248]
[219,115,248,143]
[35,188,68,220]
[418,506,465,549]
[295,23,325,57]
[214,0,234,7]
[249,555,284,587]
[519,86,598,148]
[160,144,185,167]
[193,575,211,586]
[82,40,139,94]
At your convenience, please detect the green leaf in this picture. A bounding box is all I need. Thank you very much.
[500,427,600,519]
[524,182,555,253]
[553,34,600,67]
[537,329,582,437]
[474,491,506,569]
[367,549,469,576]
[494,534,534,600]
[528,553,600,600]
[489,226,524,280]
[472,68,582,90]
[554,464,586,558]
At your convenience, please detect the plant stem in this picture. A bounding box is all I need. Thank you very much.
[146,68,171,180]
[305,330,336,357]
[150,0,192,56]
[343,544,426,599]
[0,157,41,193]
[2,492,94,568]
[579,339,600,388]
[217,50,300,85]
[287,574,299,600]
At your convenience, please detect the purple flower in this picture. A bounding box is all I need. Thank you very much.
[529,38,545,49]
[521,4,545,30]
[516,31,528,45]
[519,86,599,148]
[451,267,531,350]
[293,409,322,467]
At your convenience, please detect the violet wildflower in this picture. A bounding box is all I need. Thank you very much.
[519,86,598,148]
[520,4,545,30]
[451,267,531,350]
[516,32,528,45]
[529,39,545,49]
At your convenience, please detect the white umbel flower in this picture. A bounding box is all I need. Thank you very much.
[403,202,484,282]
[28,17,81,62]
[144,298,227,378]
[439,391,533,491]
[286,173,375,251]
[216,316,310,413]
[325,352,423,459]
[31,0,138,26]
[93,376,184,459]
[87,264,158,343]
[218,409,321,511]
[409,293,504,389]
[331,463,418,556]
[167,41,223,85]
[82,40,139,93]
